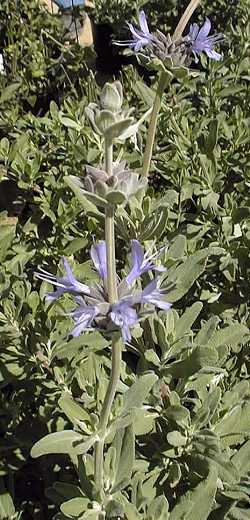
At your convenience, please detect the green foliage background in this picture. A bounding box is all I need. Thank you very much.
[0,0,249,518]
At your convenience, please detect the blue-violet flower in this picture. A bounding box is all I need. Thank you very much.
[114,10,155,52]
[187,18,224,63]
[36,257,91,302]
[126,239,166,286]
[35,240,171,342]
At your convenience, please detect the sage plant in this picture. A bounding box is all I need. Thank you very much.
[34,79,172,506]
[31,0,225,516]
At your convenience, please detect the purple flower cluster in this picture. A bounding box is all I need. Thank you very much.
[114,10,224,64]
[36,240,171,342]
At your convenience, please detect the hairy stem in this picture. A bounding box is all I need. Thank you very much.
[141,71,170,178]
[105,205,118,303]
[94,335,122,493]
[94,139,122,498]
[105,138,113,177]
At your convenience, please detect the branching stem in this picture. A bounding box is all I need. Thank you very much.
[141,71,170,178]
[173,0,201,40]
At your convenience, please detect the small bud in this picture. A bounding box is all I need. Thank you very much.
[106,190,126,205]
[100,82,123,113]
[106,175,118,188]
[86,165,109,182]
[95,180,109,198]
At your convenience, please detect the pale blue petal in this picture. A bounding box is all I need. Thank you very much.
[188,23,199,40]
[205,48,222,60]
[197,18,211,41]
[91,241,107,280]
[139,11,149,35]
[111,301,138,342]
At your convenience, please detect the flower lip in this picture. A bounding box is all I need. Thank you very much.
[110,300,138,342]
[125,240,166,286]
[138,278,172,311]
[90,241,107,281]
[70,301,100,337]
[35,258,91,301]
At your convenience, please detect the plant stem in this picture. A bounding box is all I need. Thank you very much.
[140,0,201,180]
[105,206,118,303]
[173,0,201,40]
[94,335,122,493]
[94,138,122,497]
[141,71,170,178]
[105,138,113,177]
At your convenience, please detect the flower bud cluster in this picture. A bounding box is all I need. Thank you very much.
[137,31,191,78]
[84,161,147,207]
[85,82,135,141]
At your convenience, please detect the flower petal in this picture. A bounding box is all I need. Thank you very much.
[62,257,76,284]
[110,301,138,342]
[188,23,199,40]
[205,48,222,60]
[91,241,107,280]
[137,279,172,311]
[70,304,99,337]
[35,259,91,300]
[139,10,149,35]
[197,17,211,41]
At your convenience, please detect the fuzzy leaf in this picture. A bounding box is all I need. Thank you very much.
[64,175,106,210]
[60,497,88,517]
[59,394,91,427]
[164,346,218,378]
[121,373,158,414]
[0,479,15,519]
[170,468,218,520]
[112,425,135,493]
[148,496,169,519]
[166,249,209,302]
[31,431,83,458]
[175,302,203,339]
[206,323,249,350]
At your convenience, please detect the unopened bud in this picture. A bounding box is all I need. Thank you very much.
[95,180,108,198]
[100,81,123,113]
[106,175,118,188]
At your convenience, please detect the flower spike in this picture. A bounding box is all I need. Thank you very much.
[35,240,171,342]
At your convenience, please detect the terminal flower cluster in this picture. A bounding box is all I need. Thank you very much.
[114,10,224,65]
[35,240,171,342]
